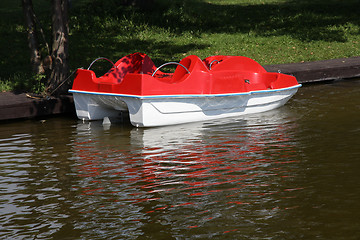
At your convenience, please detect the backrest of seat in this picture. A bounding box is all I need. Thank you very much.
[170,55,209,82]
[180,55,209,72]
[100,53,157,83]
[116,52,156,73]
[202,55,233,70]
[208,56,266,73]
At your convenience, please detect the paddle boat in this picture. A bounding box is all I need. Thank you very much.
[69,52,301,127]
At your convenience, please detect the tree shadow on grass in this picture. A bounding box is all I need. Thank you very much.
[147,0,360,42]
[0,3,32,80]
[2,0,360,81]
[69,0,360,70]
[70,36,209,75]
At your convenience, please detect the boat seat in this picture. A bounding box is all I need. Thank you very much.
[98,53,157,84]
[202,55,233,70]
[172,55,209,82]
[153,55,209,83]
[180,55,209,72]
[205,56,267,73]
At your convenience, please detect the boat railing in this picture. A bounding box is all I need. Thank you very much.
[152,62,190,77]
[209,60,220,70]
[87,57,117,70]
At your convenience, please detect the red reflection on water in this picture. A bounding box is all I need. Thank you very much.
[227,201,250,205]
[73,118,301,237]
[223,229,238,234]
[74,134,298,199]
[171,202,196,208]
[146,205,169,214]
[81,187,104,195]
[188,225,199,229]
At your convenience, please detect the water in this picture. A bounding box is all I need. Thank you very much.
[0,80,359,239]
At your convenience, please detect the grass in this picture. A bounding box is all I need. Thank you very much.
[1,0,360,92]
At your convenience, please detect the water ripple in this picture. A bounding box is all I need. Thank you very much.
[67,110,304,239]
[1,81,359,239]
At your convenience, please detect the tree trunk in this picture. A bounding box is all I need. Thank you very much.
[22,0,44,74]
[47,0,69,96]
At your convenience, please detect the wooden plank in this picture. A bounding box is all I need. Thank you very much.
[264,57,360,83]
[0,93,75,121]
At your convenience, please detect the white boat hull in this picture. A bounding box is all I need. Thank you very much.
[70,85,301,127]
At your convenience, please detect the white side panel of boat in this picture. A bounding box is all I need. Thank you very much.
[126,95,249,127]
[70,85,300,127]
[247,88,296,107]
[126,88,299,127]
[72,93,125,120]
[245,88,299,113]
[149,95,249,114]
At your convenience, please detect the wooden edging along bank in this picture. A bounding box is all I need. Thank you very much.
[264,56,360,83]
[1,56,360,121]
[0,93,75,121]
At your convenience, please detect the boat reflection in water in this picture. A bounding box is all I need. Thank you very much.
[72,107,304,239]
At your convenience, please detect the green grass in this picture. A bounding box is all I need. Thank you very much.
[1,0,360,92]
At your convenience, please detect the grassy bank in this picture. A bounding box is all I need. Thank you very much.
[1,0,360,92]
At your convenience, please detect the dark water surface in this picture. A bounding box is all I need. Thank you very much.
[1,80,359,239]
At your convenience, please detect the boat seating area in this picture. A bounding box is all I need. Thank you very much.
[72,52,298,96]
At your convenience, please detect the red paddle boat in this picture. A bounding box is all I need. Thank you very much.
[69,52,301,127]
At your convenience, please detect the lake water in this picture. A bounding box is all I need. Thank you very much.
[0,79,359,239]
